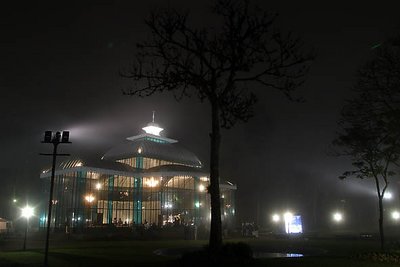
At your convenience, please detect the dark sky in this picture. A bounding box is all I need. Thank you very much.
[1,0,399,230]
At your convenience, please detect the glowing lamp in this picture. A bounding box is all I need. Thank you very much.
[142,124,163,136]
[85,194,95,203]
[333,212,343,222]
[199,184,206,192]
[272,214,280,222]
[284,212,293,234]
[144,177,159,187]
[21,206,34,219]
[384,192,393,200]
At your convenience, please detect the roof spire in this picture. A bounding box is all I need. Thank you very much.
[142,111,164,136]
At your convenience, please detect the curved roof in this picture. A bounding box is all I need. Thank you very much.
[42,157,140,175]
[144,164,207,177]
[145,164,202,173]
[102,139,202,167]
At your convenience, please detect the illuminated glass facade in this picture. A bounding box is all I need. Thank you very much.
[40,122,236,231]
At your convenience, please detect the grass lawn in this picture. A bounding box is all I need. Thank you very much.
[0,239,204,267]
[0,237,399,266]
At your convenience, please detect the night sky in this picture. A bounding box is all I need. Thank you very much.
[1,1,399,230]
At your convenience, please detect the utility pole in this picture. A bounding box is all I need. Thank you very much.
[40,131,70,267]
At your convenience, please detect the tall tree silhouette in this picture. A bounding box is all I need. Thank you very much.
[123,0,312,250]
[334,37,400,250]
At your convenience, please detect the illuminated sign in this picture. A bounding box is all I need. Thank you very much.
[287,215,303,234]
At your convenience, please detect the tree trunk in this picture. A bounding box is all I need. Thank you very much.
[209,101,223,251]
[378,195,385,250]
[374,175,385,250]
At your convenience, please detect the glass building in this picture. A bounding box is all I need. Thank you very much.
[40,120,236,231]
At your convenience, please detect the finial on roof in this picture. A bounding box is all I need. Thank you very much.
[142,111,164,136]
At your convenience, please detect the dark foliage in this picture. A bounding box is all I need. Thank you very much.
[333,36,400,250]
[123,0,312,250]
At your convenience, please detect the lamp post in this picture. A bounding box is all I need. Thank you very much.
[21,205,34,251]
[40,131,71,267]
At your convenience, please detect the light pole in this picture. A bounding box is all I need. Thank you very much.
[21,205,34,251]
[40,131,70,267]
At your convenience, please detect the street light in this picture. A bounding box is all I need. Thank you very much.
[21,205,34,251]
[384,192,393,200]
[333,212,343,223]
[272,214,280,223]
[40,130,71,267]
[392,211,400,220]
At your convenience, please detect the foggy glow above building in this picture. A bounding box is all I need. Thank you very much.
[142,112,164,136]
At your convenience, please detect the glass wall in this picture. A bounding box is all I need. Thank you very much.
[43,170,216,231]
[117,157,177,169]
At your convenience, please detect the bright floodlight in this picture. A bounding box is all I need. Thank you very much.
[284,212,293,234]
[95,183,102,190]
[21,206,34,219]
[333,212,343,222]
[284,212,293,221]
[272,214,280,222]
[392,211,400,220]
[384,192,393,200]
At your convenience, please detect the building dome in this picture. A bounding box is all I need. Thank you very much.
[41,157,140,176]
[39,115,236,230]
[102,116,202,168]
[102,138,202,168]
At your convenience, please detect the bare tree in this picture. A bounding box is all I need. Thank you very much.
[334,37,400,250]
[123,0,312,250]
